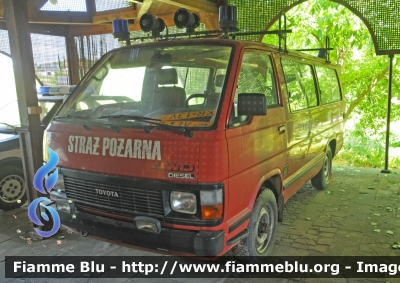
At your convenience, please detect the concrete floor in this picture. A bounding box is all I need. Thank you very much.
[1,165,400,283]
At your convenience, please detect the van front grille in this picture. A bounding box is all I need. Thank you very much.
[63,176,164,218]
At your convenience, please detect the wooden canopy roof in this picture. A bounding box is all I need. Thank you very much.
[0,0,224,36]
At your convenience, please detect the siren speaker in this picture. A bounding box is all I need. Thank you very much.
[174,8,200,32]
[140,13,166,35]
[140,13,156,32]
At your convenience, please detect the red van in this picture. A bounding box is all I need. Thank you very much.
[44,19,344,261]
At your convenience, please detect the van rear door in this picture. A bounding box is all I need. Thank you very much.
[311,66,345,156]
[280,58,319,196]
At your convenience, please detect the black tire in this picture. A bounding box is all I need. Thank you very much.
[311,147,332,190]
[232,189,278,263]
[0,166,26,211]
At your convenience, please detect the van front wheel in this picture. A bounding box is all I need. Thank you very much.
[232,189,277,262]
[311,147,332,190]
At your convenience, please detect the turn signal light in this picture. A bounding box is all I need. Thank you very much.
[201,204,223,220]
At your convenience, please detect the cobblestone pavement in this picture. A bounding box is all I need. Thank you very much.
[1,165,400,283]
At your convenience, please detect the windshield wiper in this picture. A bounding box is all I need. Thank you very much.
[144,122,193,138]
[98,115,161,122]
[98,115,193,138]
[0,122,17,134]
[54,115,121,133]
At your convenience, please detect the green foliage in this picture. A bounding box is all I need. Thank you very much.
[336,129,400,168]
[263,0,399,128]
[338,129,385,168]
[259,0,400,168]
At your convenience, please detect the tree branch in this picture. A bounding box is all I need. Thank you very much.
[344,63,393,121]
[310,32,322,46]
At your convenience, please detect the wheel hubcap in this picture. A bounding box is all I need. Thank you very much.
[0,175,25,203]
[323,155,331,183]
[255,204,275,254]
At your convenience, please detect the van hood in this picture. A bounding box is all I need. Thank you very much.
[45,123,203,182]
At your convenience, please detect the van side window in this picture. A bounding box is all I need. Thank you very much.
[281,59,318,112]
[315,67,342,104]
[229,52,278,127]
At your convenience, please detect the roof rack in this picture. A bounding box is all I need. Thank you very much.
[296,36,333,63]
[112,7,292,53]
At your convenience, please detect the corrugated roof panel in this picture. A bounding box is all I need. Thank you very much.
[95,0,131,12]
[40,0,87,12]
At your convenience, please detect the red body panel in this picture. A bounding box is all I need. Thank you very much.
[45,38,345,257]
[47,123,205,182]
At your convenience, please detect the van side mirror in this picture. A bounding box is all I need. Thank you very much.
[237,93,267,116]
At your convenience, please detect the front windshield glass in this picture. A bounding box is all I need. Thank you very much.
[59,44,232,128]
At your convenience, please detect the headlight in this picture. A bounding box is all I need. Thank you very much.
[170,191,197,214]
[55,201,71,213]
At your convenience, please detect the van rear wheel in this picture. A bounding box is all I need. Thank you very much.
[311,147,332,190]
[232,189,277,263]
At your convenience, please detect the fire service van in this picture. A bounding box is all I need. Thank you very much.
[43,6,345,261]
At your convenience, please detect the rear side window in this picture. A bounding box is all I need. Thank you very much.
[315,67,342,104]
[281,59,318,112]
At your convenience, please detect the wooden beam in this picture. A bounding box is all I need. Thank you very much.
[156,0,218,14]
[0,21,70,36]
[92,6,137,24]
[29,11,93,24]
[216,0,227,6]
[199,10,218,30]
[66,33,80,84]
[69,24,113,36]
[27,0,51,19]
[137,0,155,20]
[70,11,175,35]
[28,0,48,11]
[85,0,96,16]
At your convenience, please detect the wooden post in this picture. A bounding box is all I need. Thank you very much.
[3,0,46,203]
[66,33,80,85]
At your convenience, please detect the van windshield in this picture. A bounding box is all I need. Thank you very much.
[59,44,232,128]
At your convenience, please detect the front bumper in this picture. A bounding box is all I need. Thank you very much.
[49,199,224,256]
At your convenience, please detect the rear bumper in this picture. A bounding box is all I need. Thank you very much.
[57,209,225,257]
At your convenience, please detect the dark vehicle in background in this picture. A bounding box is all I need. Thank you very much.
[0,96,65,210]
[0,51,69,210]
